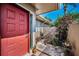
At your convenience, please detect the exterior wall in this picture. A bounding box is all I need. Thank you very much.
[68,22,79,55]
[35,20,49,40]
[36,20,49,34]
[36,20,48,27]
[32,14,36,47]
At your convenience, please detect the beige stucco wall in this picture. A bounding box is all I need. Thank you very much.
[68,22,79,56]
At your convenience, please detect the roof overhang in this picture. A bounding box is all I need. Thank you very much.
[36,15,52,25]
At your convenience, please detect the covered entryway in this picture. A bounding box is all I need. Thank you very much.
[0,4,30,56]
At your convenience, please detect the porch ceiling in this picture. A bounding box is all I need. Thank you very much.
[31,3,59,15]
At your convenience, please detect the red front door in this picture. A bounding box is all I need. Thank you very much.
[0,4,30,56]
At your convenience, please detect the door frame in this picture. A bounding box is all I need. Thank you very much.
[29,14,33,49]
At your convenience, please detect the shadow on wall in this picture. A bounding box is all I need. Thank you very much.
[68,22,79,56]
